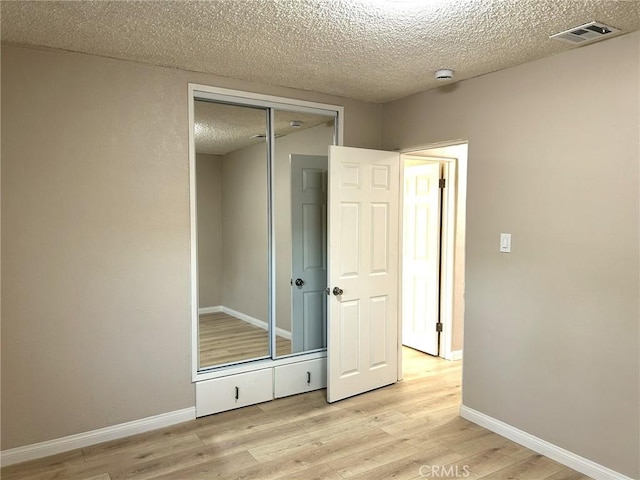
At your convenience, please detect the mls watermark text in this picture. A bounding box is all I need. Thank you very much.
[419,464,471,478]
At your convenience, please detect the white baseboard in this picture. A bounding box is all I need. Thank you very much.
[222,306,267,330]
[199,305,223,315]
[444,350,462,361]
[275,327,292,340]
[222,306,292,340]
[0,407,196,467]
[460,405,633,480]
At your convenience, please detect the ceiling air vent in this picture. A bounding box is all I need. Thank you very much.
[550,21,621,45]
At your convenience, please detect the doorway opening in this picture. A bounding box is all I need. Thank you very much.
[399,142,468,371]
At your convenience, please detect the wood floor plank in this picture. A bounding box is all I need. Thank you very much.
[303,408,409,441]
[478,453,567,480]
[199,420,304,456]
[382,414,484,452]
[10,434,206,480]
[81,432,204,464]
[344,444,463,480]
[273,462,343,480]
[233,428,395,480]
[330,437,421,478]
[291,402,366,431]
[543,468,594,480]
[139,450,257,480]
[107,444,242,480]
[442,447,528,479]
[440,428,531,460]
[401,404,462,427]
[246,430,318,463]
[0,449,85,480]
[247,409,408,464]
[197,395,341,446]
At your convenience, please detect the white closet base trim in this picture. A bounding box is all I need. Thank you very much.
[460,405,633,480]
[0,407,196,467]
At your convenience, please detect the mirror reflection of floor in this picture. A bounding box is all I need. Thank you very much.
[199,312,291,369]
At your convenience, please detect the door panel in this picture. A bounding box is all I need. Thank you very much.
[369,295,389,367]
[371,203,390,273]
[302,290,325,348]
[402,162,441,355]
[340,300,360,376]
[327,146,399,403]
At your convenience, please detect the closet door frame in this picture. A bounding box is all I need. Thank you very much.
[189,83,344,383]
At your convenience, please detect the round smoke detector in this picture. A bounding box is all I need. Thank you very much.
[435,69,454,80]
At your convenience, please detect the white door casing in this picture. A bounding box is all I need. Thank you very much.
[402,162,441,355]
[291,154,328,352]
[327,146,400,403]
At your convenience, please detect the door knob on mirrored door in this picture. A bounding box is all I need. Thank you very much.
[295,278,305,287]
[332,287,343,296]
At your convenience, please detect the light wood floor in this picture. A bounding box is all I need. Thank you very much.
[199,312,291,369]
[2,348,591,480]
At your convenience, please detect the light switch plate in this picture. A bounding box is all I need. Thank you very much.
[500,233,511,253]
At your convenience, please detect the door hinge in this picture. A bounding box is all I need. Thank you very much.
[439,178,446,189]
[436,322,443,332]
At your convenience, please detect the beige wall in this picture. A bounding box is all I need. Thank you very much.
[383,32,640,478]
[219,142,270,321]
[0,44,382,450]
[195,153,223,308]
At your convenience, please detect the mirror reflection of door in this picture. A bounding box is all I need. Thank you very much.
[290,155,328,353]
[272,110,334,357]
[194,98,336,371]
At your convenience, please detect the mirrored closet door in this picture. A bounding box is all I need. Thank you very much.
[273,109,334,358]
[194,100,270,369]
[191,87,338,374]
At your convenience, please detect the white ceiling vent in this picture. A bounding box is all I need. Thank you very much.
[550,21,621,45]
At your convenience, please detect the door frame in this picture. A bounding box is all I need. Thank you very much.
[399,159,454,356]
[397,140,468,377]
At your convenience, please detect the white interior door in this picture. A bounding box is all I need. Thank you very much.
[327,145,400,403]
[402,162,441,355]
[291,154,328,352]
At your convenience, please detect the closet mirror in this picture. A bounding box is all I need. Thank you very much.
[193,90,337,372]
[195,100,270,369]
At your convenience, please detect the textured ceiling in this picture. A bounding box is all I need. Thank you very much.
[2,0,639,103]
[195,100,334,154]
